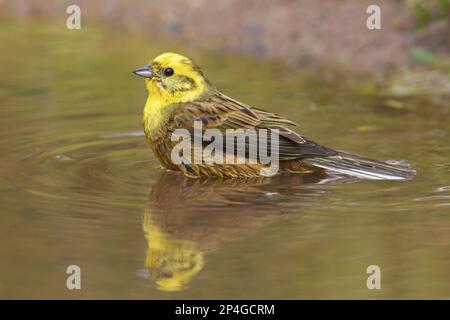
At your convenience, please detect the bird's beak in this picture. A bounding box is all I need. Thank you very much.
[133,65,153,78]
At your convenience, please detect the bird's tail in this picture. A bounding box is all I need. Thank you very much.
[303,151,416,180]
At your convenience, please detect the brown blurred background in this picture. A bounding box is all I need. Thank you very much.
[1,0,448,75]
[0,0,450,299]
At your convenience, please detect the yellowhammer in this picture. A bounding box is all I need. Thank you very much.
[133,52,415,180]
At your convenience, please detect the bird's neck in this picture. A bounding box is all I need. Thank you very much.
[142,81,213,135]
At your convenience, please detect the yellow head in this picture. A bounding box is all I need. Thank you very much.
[133,52,213,104]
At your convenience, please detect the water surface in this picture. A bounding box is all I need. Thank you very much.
[0,21,450,299]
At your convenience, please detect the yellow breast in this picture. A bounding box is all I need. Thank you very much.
[142,79,209,136]
[142,97,169,136]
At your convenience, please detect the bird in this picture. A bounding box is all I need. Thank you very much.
[133,52,415,180]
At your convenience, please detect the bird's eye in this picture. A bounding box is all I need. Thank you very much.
[163,68,174,77]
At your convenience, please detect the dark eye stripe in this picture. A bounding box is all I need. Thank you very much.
[168,75,196,93]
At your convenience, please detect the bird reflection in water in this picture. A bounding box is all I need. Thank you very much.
[139,170,356,291]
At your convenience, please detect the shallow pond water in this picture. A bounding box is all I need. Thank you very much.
[0,21,450,299]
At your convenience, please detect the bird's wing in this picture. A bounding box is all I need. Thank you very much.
[170,91,261,130]
[213,91,299,128]
[168,91,336,160]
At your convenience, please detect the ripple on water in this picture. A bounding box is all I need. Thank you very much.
[18,131,157,210]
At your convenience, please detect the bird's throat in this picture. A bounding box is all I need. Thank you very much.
[142,98,168,136]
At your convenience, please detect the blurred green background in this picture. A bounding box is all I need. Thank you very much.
[0,1,449,299]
